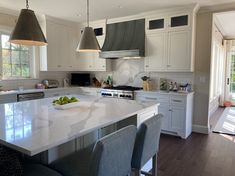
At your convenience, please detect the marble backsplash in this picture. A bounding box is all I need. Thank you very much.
[93,59,194,90]
[0,59,194,91]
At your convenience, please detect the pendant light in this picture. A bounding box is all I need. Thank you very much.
[9,0,47,46]
[76,0,100,52]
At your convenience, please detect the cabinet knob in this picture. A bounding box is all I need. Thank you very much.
[167,65,171,67]
[169,109,172,112]
[102,65,105,67]
[57,65,62,67]
[69,66,72,68]
[145,65,149,67]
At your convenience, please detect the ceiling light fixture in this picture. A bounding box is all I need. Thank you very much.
[9,0,47,46]
[76,0,100,52]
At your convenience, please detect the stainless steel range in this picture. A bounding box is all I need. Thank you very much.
[100,86,142,100]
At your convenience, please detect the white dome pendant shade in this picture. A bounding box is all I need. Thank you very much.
[76,0,100,52]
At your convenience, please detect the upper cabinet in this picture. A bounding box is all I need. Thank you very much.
[40,18,78,71]
[145,6,198,72]
[40,18,110,72]
[146,13,190,33]
[76,20,111,72]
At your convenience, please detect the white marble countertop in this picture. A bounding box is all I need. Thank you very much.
[0,94,158,156]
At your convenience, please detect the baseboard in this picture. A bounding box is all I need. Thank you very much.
[192,125,209,134]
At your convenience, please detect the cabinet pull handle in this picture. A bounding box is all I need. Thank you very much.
[146,65,149,67]
[169,109,172,111]
[57,65,62,67]
[145,97,157,100]
[172,99,182,102]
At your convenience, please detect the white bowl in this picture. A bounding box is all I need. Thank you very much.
[54,102,80,110]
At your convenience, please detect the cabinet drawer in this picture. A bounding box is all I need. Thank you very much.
[137,94,169,103]
[170,96,185,106]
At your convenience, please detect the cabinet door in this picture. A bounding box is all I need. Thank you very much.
[158,104,170,131]
[92,38,107,71]
[145,33,167,71]
[67,27,79,71]
[170,106,185,132]
[168,14,190,31]
[167,30,191,71]
[47,21,60,70]
[76,52,94,71]
[46,21,77,71]
[146,16,166,34]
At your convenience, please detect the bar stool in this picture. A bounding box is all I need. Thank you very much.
[131,114,163,176]
[50,125,137,176]
[0,145,62,176]
[23,163,63,176]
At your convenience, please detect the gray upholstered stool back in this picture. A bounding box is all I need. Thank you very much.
[131,114,163,170]
[89,125,137,176]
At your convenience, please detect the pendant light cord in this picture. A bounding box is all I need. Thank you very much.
[26,0,29,9]
[87,0,89,27]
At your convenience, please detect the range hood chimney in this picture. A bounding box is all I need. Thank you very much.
[99,19,145,59]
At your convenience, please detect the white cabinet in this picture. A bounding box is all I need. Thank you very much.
[170,106,185,132]
[41,19,78,71]
[146,13,190,33]
[0,94,17,104]
[145,33,167,71]
[135,92,194,139]
[76,37,111,71]
[77,20,111,72]
[145,9,196,72]
[167,30,191,71]
[158,104,170,131]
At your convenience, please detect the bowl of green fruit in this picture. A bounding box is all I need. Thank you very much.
[53,96,79,110]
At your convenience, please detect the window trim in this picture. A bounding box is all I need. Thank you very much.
[0,31,36,80]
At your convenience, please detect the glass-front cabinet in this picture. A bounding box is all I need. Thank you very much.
[146,13,190,33]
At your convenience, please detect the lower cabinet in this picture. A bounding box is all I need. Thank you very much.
[158,104,170,131]
[0,94,17,104]
[135,92,194,139]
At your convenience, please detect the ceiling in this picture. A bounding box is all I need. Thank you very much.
[1,0,235,22]
[215,12,235,39]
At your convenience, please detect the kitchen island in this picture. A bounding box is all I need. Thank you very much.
[0,94,159,163]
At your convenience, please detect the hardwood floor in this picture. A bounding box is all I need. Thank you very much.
[157,108,235,176]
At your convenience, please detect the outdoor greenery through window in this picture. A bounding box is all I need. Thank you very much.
[0,33,34,79]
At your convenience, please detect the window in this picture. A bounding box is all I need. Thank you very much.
[0,33,35,79]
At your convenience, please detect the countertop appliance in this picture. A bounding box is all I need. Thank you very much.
[42,80,59,89]
[71,73,91,86]
[17,92,45,102]
[100,86,142,100]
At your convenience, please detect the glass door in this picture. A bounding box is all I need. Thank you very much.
[226,51,235,105]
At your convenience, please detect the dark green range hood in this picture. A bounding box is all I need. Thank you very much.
[99,19,145,59]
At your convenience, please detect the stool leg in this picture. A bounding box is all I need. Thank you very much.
[152,154,157,176]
